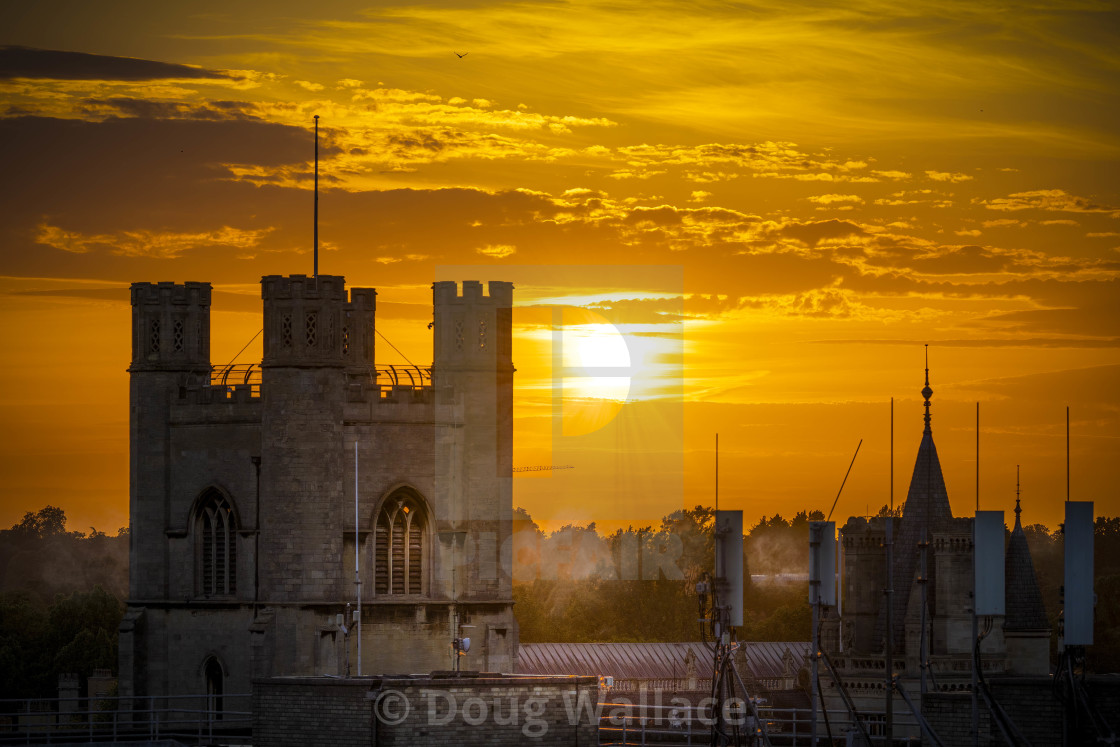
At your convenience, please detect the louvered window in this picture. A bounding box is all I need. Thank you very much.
[375,495,425,596]
[197,490,237,597]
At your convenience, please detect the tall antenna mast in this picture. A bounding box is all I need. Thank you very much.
[976,402,980,512]
[313,114,319,278]
[1066,406,1070,502]
[715,433,719,513]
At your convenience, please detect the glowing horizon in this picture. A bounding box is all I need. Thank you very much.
[0,0,1117,535]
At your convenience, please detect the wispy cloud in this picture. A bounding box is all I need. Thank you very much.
[982,189,1120,216]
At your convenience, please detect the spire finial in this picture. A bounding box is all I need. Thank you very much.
[921,344,933,433]
[1015,464,1022,527]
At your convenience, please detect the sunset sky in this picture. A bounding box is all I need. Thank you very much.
[1,0,1117,536]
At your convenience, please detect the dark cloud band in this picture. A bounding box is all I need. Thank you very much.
[0,46,231,81]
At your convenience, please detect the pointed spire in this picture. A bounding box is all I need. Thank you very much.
[922,344,933,434]
[1005,478,1049,631]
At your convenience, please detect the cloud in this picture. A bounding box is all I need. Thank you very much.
[476,244,517,258]
[778,219,866,247]
[740,286,872,319]
[33,223,112,254]
[79,98,262,121]
[982,189,1120,216]
[294,80,324,91]
[872,170,911,180]
[34,223,272,258]
[0,46,233,81]
[375,253,429,264]
[925,170,973,182]
[688,191,711,203]
[807,194,863,205]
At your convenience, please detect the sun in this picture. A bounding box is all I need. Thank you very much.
[565,322,631,371]
[559,313,631,436]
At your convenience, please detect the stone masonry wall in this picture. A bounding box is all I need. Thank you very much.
[254,677,371,747]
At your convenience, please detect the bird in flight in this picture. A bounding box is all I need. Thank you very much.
[455,52,468,58]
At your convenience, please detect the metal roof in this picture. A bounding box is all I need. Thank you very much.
[518,642,809,681]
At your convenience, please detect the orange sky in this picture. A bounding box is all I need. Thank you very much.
[1,1,1118,535]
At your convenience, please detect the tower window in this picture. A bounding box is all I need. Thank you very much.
[196,490,237,597]
[281,314,292,348]
[455,320,464,351]
[327,312,335,349]
[173,320,185,353]
[375,494,426,596]
[342,326,350,355]
[479,318,487,349]
[306,313,317,347]
[149,319,161,353]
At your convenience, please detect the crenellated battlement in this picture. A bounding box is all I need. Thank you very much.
[173,383,261,412]
[433,280,513,306]
[261,274,347,301]
[131,281,211,306]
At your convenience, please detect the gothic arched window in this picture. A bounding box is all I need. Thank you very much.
[196,490,237,597]
[374,493,426,596]
[203,656,224,719]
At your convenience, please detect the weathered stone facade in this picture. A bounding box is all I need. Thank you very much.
[120,276,518,703]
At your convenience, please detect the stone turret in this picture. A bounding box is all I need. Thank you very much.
[259,275,370,604]
[130,281,211,372]
[128,281,212,600]
[432,280,515,600]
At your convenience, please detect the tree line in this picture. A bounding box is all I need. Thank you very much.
[0,507,127,699]
[2,504,1118,701]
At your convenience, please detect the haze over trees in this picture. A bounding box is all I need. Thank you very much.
[512,506,823,643]
[1,504,1118,699]
[0,507,127,698]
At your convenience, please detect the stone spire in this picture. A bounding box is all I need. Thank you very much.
[1004,471,1049,631]
[876,353,955,651]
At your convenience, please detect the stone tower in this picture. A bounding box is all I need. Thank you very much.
[120,274,518,703]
